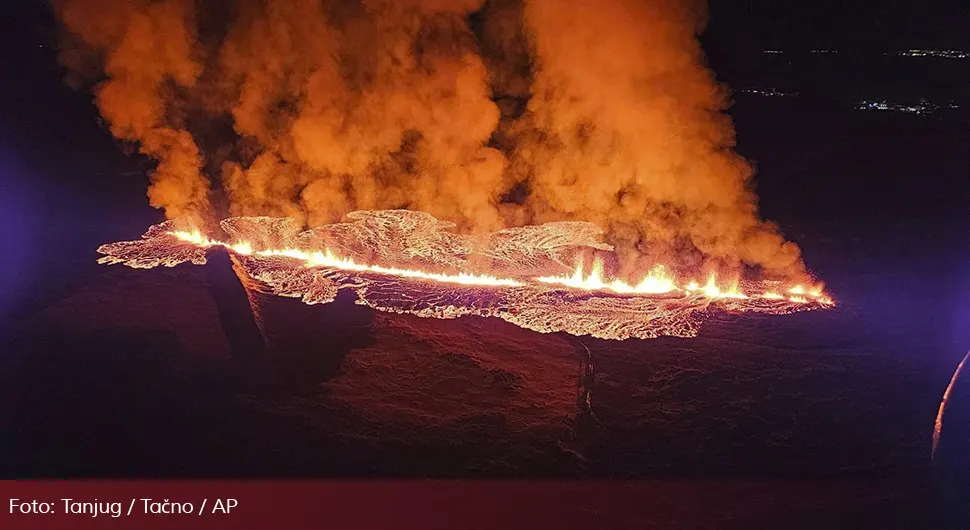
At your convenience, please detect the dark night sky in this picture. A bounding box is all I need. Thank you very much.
[706,0,970,52]
[3,1,970,54]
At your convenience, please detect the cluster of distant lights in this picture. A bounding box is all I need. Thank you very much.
[738,90,959,117]
[763,50,839,54]
[892,49,968,59]
[856,100,960,115]
[763,49,968,59]
[745,51,964,115]
[735,88,798,97]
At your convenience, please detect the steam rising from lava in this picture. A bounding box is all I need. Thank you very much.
[97,211,830,341]
[56,0,810,281]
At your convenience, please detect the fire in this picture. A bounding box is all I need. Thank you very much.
[175,230,831,303]
[96,213,835,341]
[698,274,747,299]
[786,284,831,304]
[535,259,830,304]
[171,230,525,288]
[536,259,676,295]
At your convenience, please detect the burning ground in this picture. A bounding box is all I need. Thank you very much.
[96,210,831,341]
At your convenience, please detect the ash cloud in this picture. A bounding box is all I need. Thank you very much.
[54,0,807,280]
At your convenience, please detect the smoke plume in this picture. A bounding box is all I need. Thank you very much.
[54,0,807,280]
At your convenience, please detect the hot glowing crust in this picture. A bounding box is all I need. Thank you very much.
[97,212,832,341]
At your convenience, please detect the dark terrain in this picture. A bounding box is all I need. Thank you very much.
[2,4,970,529]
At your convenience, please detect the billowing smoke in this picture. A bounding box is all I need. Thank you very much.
[506,0,803,277]
[54,0,807,280]
[56,0,209,221]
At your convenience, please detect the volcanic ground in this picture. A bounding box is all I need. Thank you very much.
[3,244,964,526]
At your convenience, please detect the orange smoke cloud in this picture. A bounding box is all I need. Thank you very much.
[508,0,802,276]
[54,0,807,280]
[55,0,209,220]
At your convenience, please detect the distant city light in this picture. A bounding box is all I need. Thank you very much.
[735,87,798,97]
[855,99,960,115]
[763,49,969,59]
[892,49,969,59]
[762,49,840,54]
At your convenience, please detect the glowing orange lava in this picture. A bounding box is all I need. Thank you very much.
[170,230,525,288]
[96,211,834,341]
[537,259,677,295]
[170,230,831,304]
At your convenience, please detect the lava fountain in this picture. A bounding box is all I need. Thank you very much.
[97,210,832,342]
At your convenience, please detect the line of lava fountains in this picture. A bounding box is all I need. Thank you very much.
[170,229,526,288]
[96,211,833,341]
[169,229,830,305]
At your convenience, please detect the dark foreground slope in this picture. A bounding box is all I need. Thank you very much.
[2,253,947,483]
[1,246,963,528]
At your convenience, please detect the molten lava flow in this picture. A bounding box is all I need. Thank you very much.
[536,260,828,305]
[537,259,677,295]
[170,230,524,288]
[97,211,833,341]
